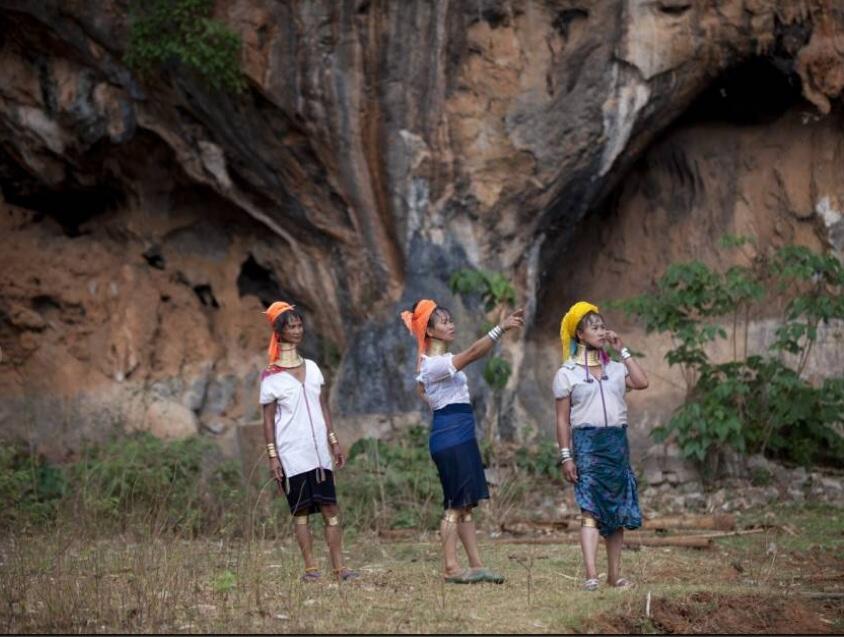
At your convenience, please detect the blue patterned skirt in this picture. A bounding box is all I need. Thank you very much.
[573,425,642,537]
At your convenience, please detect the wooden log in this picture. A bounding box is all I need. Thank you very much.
[493,534,712,549]
[377,528,420,541]
[642,514,736,531]
[500,519,570,535]
[694,528,767,539]
[623,534,712,549]
[798,592,844,600]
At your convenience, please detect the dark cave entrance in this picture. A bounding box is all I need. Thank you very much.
[0,147,125,237]
[534,55,811,333]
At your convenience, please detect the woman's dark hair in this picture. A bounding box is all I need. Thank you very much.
[411,300,451,328]
[574,311,603,342]
[273,309,304,335]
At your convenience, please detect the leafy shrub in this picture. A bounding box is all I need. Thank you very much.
[616,239,844,469]
[449,269,517,312]
[0,444,66,528]
[448,268,518,396]
[514,441,560,480]
[69,432,243,535]
[125,0,246,93]
[339,425,441,530]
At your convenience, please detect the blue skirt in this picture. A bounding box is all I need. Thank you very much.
[430,403,489,510]
[573,426,642,537]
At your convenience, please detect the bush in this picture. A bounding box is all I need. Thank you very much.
[0,444,66,528]
[616,239,844,469]
[1,428,567,534]
[514,441,560,480]
[69,433,244,535]
[339,425,441,531]
[125,0,246,93]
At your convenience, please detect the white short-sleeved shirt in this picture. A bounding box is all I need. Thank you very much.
[415,353,471,411]
[259,359,333,477]
[552,360,629,427]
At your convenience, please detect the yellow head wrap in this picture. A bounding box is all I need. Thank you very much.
[559,301,600,361]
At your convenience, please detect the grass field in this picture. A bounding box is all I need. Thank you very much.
[1,503,842,633]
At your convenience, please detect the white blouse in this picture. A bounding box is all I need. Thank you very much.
[552,360,629,428]
[259,359,333,477]
[415,353,471,411]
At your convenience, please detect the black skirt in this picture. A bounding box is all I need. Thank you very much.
[283,468,337,515]
[430,437,489,510]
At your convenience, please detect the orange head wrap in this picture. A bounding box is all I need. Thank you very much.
[264,301,296,364]
[400,299,437,360]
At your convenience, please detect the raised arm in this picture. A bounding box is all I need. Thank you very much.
[451,308,525,371]
[606,330,649,390]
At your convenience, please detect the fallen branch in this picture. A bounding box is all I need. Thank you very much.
[797,592,844,600]
[500,519,570,535]
[643,514,736,531]
[493,534,713,549]
[691,528,768,539]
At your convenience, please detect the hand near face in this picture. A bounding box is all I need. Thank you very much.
[605,330,623,350]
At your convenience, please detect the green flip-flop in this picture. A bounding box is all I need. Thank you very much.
[474,568,504,584]
[444,569,482,584]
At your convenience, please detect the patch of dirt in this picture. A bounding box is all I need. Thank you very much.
[597,592,841,634]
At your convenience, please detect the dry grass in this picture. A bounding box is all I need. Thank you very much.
[1,505,842,633]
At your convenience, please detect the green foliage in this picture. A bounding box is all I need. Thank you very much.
[340,425,441,530]
[212,569,237,594]
[448,268,516,312]
[483,356,512,390]
[449,268,517,392]
[1,427,568,535]
[0,444,66,527]
[514,441,560,480]
[125,0,246,93]
[70,433,243,534]
[617,239,844,469]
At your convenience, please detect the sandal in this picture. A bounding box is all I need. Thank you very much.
[300,568,321,582]
[334,567,360,582]
[610,577,634,589]
[444,569,479,584]
[474,567,505,584]
[583,577,599,592]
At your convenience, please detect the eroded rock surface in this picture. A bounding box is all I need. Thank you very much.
[1,0,843,458]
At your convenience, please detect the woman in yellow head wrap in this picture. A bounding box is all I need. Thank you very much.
[259,301,358,582]
[553,301,649,591]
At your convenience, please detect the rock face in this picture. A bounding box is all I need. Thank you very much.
[1,0,843,459]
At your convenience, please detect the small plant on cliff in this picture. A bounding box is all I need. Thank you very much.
[449,268,517,391]
[125,0,246,93]
[615,237,844,471]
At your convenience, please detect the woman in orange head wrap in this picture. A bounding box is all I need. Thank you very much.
[402,298,525,584]
[259,301,358,582]
[552,301,649,591]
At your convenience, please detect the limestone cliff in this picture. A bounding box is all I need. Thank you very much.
[1,0,842,458]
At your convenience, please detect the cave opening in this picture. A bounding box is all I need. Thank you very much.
[535,54,811,334]
[237,255,285,309]
[193,284,220,309]
[676,56,804,127]
[0,147,125,237]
